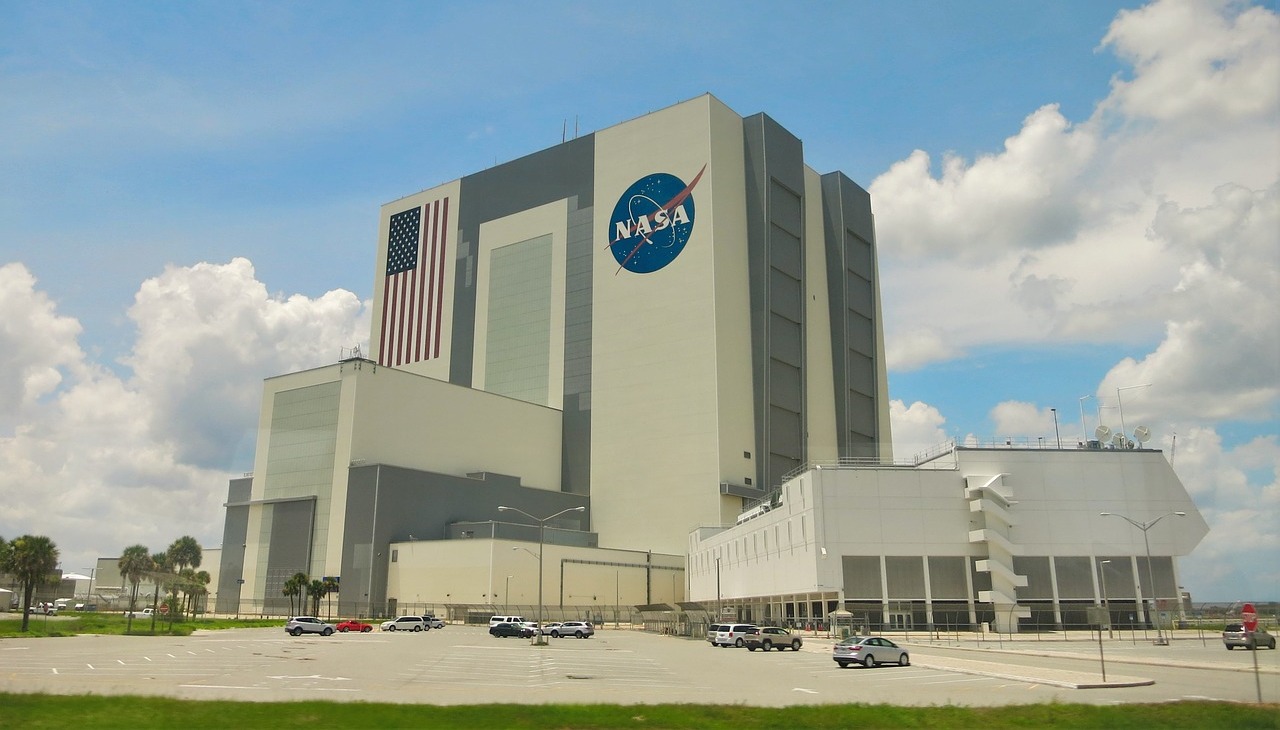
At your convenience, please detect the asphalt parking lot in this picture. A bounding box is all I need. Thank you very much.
[1,626,1275,706]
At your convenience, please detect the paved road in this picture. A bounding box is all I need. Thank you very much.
[1,627,1274,706]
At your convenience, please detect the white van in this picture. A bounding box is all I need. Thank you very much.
[489,615,526,628]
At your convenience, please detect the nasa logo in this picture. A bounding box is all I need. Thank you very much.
[607,164,706,274]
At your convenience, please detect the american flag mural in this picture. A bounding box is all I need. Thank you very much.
[378,197,450,366]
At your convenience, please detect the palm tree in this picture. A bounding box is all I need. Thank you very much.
[191,570,211,616]
[322,576,340,619]
[149,551,170,632]
[167,536,202,573]
[307,579,325,616]
[283,572,308,616]
[118,545,152,633]
[4,535,60,632]
[165,538,200,621]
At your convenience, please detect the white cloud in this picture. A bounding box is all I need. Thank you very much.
[873,0,1279,371]
[0,264,85,428]
[1101,0,1280,124]
[1167,428,1279,600]
[888,399,950,458]
[0,260,369,569]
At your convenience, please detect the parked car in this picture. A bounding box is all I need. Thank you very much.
[833,636,909,668]
[706,623,727,645]
[285,616,336,636]
[712,623,758,648]
[335,619,373,633]
[542,621,563,635]
[744,626,803,652]
[421,615,445,629]
[1223,623,1277,650]
[490,622,535,638]
[548,621,594,638]
[489,614,526,628]
[520,621,542,635]
[29,603,58,616]
[124,607,153,619]
[380,616,427,632]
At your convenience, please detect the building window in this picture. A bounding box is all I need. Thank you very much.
[391,550,398,563]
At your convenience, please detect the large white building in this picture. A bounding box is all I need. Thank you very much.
[216,94,1206,631]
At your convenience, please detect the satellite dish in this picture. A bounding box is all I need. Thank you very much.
[1133,425,1151,444]
[1111,433,1127,448]
[1095,425,1112,442]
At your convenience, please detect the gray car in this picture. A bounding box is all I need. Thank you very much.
[1223,623,1276,650]
[833,636,909,668]
[285,616,335,636]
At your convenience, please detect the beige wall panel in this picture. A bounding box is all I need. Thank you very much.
[706,99,759,511]
[472,198,569,408]
[590,95,727,555]
[386,539,683,608]
[347,366,562,490]
[802,167,839,462]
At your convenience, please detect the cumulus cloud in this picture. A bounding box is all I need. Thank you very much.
[888,399,951,458]
[0,260,369,568]
[0,264,84,428]
[872,0,1279,369]
[1167,428,1280,600]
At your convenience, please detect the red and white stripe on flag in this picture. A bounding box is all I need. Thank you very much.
[378,197,450,367]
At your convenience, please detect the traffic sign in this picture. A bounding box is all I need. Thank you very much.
[1242,602,1257,632]
[159,604,169,615]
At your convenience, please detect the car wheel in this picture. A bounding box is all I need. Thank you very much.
[747,646,757,651]
[290,627,302,636]
[362,626,372,633]
[863,654,876,668]
[735,638,745,648]
[1270,638,1277,650]
[792,640,802,651]
[837,660,849,668]
[322,627,333,636]
[762,640,773,651]
[338,627,348,632]
[898,653,910,666]
[575,631,584,638]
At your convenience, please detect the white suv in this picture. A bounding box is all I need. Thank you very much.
[380,616,427,632]
[548,621,594,638]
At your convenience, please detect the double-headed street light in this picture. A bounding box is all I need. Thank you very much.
[1100,510,1186,645]
[498,505,585,644]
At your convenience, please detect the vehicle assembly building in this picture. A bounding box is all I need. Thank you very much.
[216,94,1205,632]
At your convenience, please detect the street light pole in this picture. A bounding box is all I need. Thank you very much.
[505,575,513,613]
[499,505,585,645]
[1050,408,1061,448]
[1100,511,1186,645]
[1099,559,1113,639]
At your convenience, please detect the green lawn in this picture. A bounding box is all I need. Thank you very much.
[0,611,280,637]
[2,694,1276,729]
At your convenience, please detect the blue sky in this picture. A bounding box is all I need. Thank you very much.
[1,0,1276,602]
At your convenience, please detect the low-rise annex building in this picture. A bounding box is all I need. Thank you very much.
[689,442,1207,633]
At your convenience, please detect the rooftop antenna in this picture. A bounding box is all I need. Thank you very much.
[562,119,566,143]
